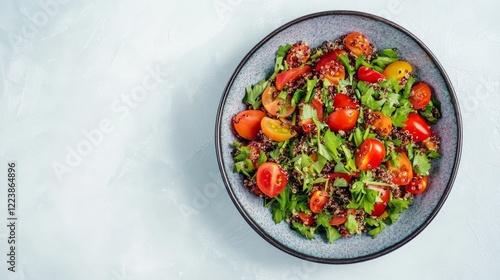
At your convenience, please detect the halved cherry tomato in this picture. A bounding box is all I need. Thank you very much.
[329,209,356,226]
[275,65,311,90]
[314,49,347,72]
[357,66,386,83]
[325,172,352,184]
[382,60,412,80]
[247,142,261,168]
[232,110,266,140]
[356,138,386,171]
[310,190,329,213]
[403,113,431,142]
[256,162,288,198]
[286,42,310,68]
[367,185,390,217]
[333,94,359,109]
[325,108,359,132]
[298,212,314,226]
[387,152,413,185]
[405,175,428,194]
[409,82,432,110]
[261,86,296,117]
[344,32,371,57]
[321,61,345,85]
[367,111,392,136]
[300,98,324,133]
[261,117,297,142]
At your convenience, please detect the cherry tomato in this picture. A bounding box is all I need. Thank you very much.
[367,185,390,217]
[387,152,413,185]
[409,82,432,110]
[232,110,266,140]
[318,60,345,85]
[256,162,288,198]
[247,142,261,168]
[298,212,314,226]
[325,108,359,132]
[286,42,310,68]
[344,32,371,57]
[261,86,296,117]
[356,138,386,171]
[275,65,311,90]
[310,190,329,213]
[403,113,431,142]
[357,66,386,83]
[367,111,392,137]
[314,49,347,72]
[300,98,324,133]
[329,209,356,226]
[382,60,412,80]
[261,117,297,142]
[405,175,428,195]
[333,94,359,109]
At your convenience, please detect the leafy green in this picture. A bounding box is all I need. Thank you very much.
[333,177,348,187]
[243,79,269,109]
[387,198,412,223]
[271,44,292,79]
[338,54,355,82]
[371,48,398,70]
[365,218,387,238]
[231,142,255,176]
[305,77,318,103]
[323,129,342,162]
[291,89,306,107]
[317,213,342,243]
[345,214,360,234]
[391,100,413,127]
[419,97,442,124]
[292,222,316,239]
[412,150,432,175]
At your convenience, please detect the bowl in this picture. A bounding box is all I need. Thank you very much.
[215,10,462,263]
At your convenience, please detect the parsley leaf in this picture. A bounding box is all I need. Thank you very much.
[413,150,432,175]
[338,54,355,82]
[304,77,318,103]
[387,198,412,223]
[243,79,270,109]
[345,214,360,234]
[291,89,306,107]
[372,48,398,69]
[365,217,387,238]
[391,100,413,127]
[419,97,442,124]
[317,213,342,243]
[333,177,348,187]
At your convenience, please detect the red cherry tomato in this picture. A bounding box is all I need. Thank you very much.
[344,32,371,57]
[403,113,431,142]
[319,61,345,85]
[298,212,314,226]
[232,110,266,140]
[367,185,390,217]
[357,66,386,83]
[286,42,310,68]
[333,94,359,109]
[405,175,428,194]
[356,138,386,171]
[387,152,413,185]
[325,108,359,132]
[261,86,296,117]
[314,49,347,72]
[329,209,356,226]
[261,117,297,142]
[300,98,324,133]
[275,65,311,90]
[310,190,329,213]
[409,82,432,110]
[256,162,288,198]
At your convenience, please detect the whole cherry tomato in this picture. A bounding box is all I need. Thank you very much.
[403,113,431,142]
[356,138,386,171]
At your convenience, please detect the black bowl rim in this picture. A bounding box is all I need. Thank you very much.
[215,10,463,264]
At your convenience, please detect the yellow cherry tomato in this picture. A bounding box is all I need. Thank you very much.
[261,117,297,142]
[382,60,413,80]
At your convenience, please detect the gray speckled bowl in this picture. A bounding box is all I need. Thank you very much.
[215,11,462,263]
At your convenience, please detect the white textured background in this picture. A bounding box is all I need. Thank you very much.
[0,0,499,279]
